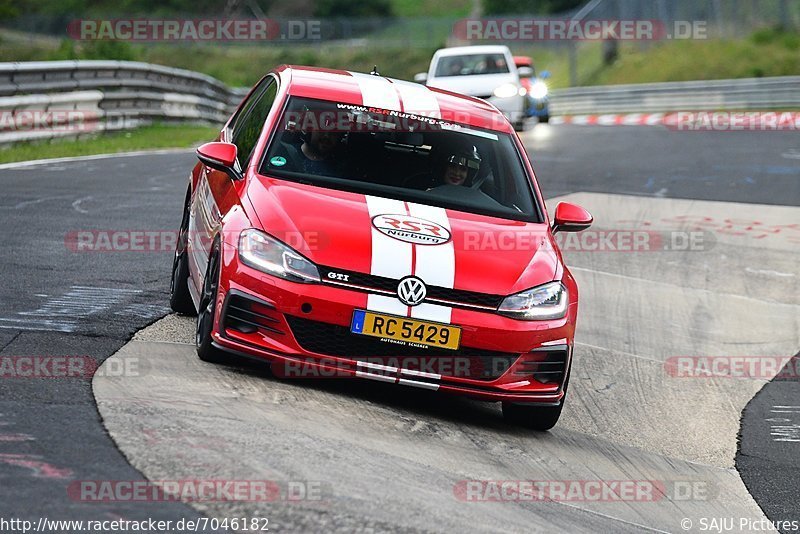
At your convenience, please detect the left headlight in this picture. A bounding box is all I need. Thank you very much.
[239,228,320,283]
[493,83,520,99]
[498,281,568,320]
[529,80,548,100]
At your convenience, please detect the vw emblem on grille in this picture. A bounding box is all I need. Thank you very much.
[397,276,427,307]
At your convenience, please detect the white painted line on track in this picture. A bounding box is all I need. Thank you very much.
[0,148,194,171]
[552,501,672,534]
[744,267,795,278]
[574,341,665,365]
[570,266,800,308]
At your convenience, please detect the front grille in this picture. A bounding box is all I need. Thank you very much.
[285,315,519,381]
[318,266,504,310]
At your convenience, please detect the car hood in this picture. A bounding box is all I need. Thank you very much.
[246,177,558,296]
[426,73,518,97]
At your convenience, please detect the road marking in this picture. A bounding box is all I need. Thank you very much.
[0,318,78,333]
[769,405,800,442]
[570,267,800,308]
[744,267,795,278]
[0,195,72,210]
[550,500,671,534]
[116,304,171,318]
[0,148,193,171]
[0,286,143,332]
[72,196,93,214]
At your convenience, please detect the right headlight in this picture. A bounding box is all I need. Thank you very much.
[492,83,520,99]
[498,281,568,320]
[239,228,320,283]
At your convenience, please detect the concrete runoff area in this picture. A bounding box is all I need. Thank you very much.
[94,193,799,533]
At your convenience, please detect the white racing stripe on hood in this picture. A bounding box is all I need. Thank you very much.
[390,79,441,118]
[364,196,455,324]
[365,196,411,316]
[406,203,454,323]
[349,72,401,111]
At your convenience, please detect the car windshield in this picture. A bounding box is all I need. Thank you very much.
[434,53,510,77]
[259,97,541,223]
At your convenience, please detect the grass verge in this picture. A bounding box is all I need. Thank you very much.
[0,123,218,164]
[0,27,797,89]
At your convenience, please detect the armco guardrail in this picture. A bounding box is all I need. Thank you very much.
[0,60,247,145]
[2,60,799,144]
[550,76,800,115]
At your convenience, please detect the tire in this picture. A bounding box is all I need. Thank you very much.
[169,189,196,315]
[502,368,570,431]
[195,243,227,364]
[513,118,526,131]
[539,114,550,123]
[502,401,564,431]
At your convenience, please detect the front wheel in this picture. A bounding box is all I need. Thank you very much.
[539,114,550,124]
[502,401,564,431]
[195,244,227,364]
[503,369,570,430]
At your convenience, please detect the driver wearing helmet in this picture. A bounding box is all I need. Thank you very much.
[441,146,481,187]
[406,144,482,190]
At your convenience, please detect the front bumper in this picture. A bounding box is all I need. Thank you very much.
[211,247,575,404]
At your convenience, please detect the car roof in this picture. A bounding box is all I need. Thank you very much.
[278,65,513,134]
[434,45,512,57]
[513,55,533,67]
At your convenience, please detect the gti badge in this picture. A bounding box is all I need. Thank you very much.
[397,276,427,307]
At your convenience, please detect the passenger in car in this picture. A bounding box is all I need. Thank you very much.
[405,145,482,190]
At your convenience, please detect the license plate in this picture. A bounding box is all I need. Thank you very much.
[350,310,461,351]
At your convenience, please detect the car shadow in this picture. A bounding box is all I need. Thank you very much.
[211,353,555,438]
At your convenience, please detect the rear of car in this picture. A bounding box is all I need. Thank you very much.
[171,66,592,430]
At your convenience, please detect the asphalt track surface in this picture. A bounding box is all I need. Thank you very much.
[1,125,798,533]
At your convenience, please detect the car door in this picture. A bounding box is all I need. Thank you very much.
[188,75,279,288]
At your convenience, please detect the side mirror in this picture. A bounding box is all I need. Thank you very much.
[517,66,534,78]
[413,72,428,83]
[196,142,242,181]
[539,70,551,80]
[552,202,592,234]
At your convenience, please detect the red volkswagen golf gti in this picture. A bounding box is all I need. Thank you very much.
[170,65,592,430]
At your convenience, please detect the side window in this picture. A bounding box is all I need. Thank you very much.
[227,78,269,138]
[231,78,278,168]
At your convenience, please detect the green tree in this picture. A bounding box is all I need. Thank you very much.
[0,0,19,20]
[482,0,584,15]
[314,0,393,18]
